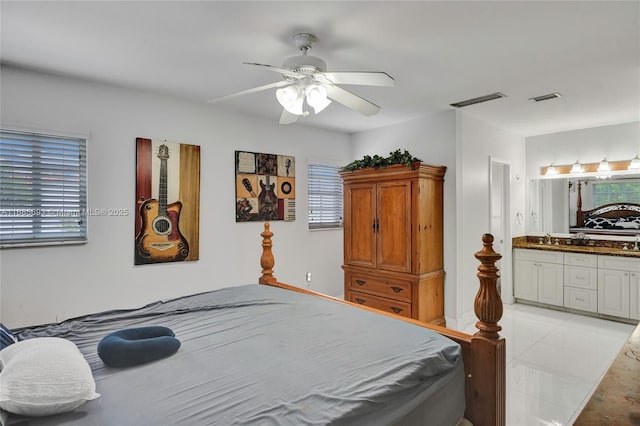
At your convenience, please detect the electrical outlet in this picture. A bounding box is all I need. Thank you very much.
[306,272,312,282]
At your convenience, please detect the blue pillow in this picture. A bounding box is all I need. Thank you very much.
[0,323,18,351]
[97,326,180,368]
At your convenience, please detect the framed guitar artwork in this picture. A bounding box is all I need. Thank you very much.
[135,138,200,265]
[235,151,295,222]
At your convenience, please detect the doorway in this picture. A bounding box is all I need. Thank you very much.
[489,157,513,304]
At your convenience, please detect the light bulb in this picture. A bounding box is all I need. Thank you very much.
[276,85,305,116]
[306,85,331,114]
[570,161,583,174]
[545,164,557,176]
[597,158,610,172]
[629,155,640,170]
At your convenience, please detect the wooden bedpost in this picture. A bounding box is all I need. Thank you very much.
[467,234,506,426]
[259,223,277,284]
[576,180,584,227]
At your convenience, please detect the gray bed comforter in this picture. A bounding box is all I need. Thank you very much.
[9,284,463,426]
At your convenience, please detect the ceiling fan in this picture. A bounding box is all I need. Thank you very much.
[208,33,395,124]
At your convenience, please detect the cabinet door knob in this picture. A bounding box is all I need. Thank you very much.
[390,286,403,293]
[390,307,403,314]
[355,279,366,286]
[355,298,365,304]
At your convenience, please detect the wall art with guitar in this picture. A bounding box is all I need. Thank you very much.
[135,138,200,264]
[235,151,295,222]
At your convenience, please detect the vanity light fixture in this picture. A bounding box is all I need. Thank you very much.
[540,156,640,179]
[570,161,583,174]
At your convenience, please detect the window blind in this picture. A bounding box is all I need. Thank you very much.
[0,129,87,247]
[308,163,343,229]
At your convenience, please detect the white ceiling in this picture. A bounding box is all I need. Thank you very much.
[1,1,639,136]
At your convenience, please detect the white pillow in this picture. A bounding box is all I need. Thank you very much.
[0,337,100,416]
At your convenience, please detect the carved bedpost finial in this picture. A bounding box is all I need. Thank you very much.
[260,223,277,284]
[474,233,503,339]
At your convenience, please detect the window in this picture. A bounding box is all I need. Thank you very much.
[308,162,343,229]
[592,180,640,206]
[0,129,87,247]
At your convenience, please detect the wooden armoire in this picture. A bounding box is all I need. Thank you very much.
[341,163,447,326]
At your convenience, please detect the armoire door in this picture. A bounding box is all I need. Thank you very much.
[376,181,412,272]
[344,183,377,267]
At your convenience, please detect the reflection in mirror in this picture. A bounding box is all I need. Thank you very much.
[526,178,568,234]
[570,177,640,235]
[527,176,640,236]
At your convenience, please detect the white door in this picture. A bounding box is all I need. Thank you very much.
[489,158,512,303]
[537,262,564,306]
[598,269,630,318]
[514,259,538,301]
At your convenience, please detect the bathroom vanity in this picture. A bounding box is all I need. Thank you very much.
[512,236,640,323]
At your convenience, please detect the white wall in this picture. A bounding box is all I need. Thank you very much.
[526,121,640,177]
[0,66,351,327]
[456,112,526,325]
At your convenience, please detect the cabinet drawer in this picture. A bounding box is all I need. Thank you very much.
[348,291,412,318]
[514,249,563,264]
[564,287,598,313]
[348,275,411,301]
[564,265,598,290]
[564,253,598,268]
[598,255,640,272]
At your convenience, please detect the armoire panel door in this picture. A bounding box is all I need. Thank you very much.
[376,181,412,273]
[344,184,377,267]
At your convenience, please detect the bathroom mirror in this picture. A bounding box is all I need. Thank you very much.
[527,176,640,236]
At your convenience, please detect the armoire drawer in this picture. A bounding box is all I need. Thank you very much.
[348,291,412,318]
[348,275,412,302]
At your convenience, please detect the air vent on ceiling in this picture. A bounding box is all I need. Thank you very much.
[450,92,507,108]
[529,92,562,102]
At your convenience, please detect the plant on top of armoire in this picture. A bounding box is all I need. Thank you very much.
[341,150,421,172]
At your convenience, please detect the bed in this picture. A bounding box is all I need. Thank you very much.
[1,224,505,426]
[573,202,640,235]
[572,180,640,236]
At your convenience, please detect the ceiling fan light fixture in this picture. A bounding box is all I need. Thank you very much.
[276,85,305,116]
[306,84,331,114]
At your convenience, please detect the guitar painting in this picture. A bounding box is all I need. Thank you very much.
[135,144,190,263]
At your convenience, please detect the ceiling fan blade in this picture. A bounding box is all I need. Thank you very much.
[244,62,301,79]
[325,85,381,116]
[207,80,292,103]
[319,71,395,87]
[279,109,299,125]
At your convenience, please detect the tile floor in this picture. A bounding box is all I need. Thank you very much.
[461,303,636,426]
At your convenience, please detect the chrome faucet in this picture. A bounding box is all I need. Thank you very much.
[545,233,552,245]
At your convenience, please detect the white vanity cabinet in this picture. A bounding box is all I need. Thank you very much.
[564,253,598,313]
[514,249,564,306]
[513,248,640,321]
[597,256,640,319]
